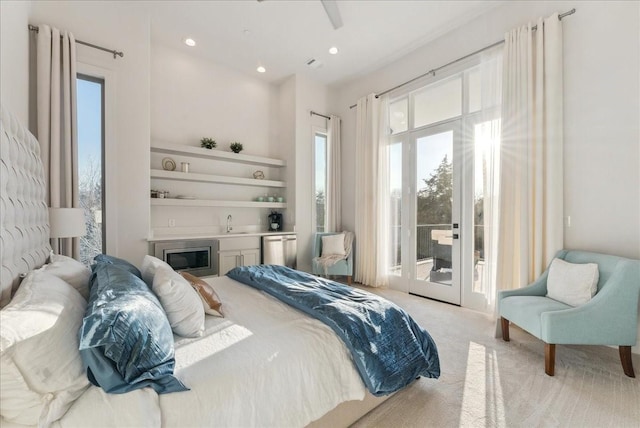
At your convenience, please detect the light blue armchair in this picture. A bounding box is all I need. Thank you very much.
[312,232,354,285]
[498,250,640,377]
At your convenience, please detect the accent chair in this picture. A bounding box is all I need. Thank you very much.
[498,249,640,377]
[312,232,354,285]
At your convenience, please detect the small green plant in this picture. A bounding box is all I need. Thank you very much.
[230,142,243,153]
[200,137,216,149]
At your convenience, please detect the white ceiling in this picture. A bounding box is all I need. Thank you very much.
[148,1,502,86]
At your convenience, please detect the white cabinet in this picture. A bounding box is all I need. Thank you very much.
[218,236,261,275]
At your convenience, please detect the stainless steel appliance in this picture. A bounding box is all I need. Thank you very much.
[262,234,297,268]
[153,239,219,277]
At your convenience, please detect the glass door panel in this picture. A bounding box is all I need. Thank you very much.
[409,124,461,304]
[388,142,403,278]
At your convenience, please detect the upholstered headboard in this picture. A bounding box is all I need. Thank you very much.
[0,106,51,306]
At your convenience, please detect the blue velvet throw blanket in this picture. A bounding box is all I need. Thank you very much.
[227,265,440,396]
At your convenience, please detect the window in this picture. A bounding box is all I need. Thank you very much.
[385,47,502,309]
[77,74,105,265]
[313,131,328,232]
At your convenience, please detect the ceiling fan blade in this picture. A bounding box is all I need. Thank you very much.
[320,0,343,30]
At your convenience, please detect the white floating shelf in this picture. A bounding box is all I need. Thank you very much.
[150,169,285,188]
[151,143,285,167]
[151,198,287,209]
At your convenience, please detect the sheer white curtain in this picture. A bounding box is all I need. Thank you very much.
[354,94,390,287]
[326,115,341,231]
[496,13,564,292]
[471,47,504,313]
[37,25,80,258]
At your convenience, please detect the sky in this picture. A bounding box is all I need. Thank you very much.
[77,78,102,175]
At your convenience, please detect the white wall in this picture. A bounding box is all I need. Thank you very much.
[150,43,280,234]
[1,1,32,124]
[275,74,329,273]
[29,1,151,266]
[294,74,329,272]
[330,0,640,260]
[329,0,640,352]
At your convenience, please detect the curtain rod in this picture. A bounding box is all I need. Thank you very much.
[310,110,331,120]
[28,24,124,59]
[349,8,576,109]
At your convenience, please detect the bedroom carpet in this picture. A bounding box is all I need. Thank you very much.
[349,286,640,428]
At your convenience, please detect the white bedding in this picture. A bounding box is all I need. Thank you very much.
[49,275,367,427]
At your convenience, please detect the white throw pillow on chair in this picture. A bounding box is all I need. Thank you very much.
[321,234,346,257]
[546,258,599,306]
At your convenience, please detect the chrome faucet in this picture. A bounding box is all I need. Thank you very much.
[226,214,233,233]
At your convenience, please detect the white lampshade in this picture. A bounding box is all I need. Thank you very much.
[48,207,87,238]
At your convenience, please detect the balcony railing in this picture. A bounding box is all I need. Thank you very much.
[389,224,485,266]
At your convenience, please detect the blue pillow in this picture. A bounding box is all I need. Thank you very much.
[79,263,188,394]
[93,254,142,278]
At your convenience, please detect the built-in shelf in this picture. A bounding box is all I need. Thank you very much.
[151,143,286,168]
[151,169,285,188]
[151,198,287,209]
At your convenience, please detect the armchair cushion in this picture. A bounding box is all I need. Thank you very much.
[500,296,571,338]
[546,258,599,306]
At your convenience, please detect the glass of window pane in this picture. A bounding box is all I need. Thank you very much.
[389,99,408,135]
[77,76,104,266]
[413,76,462,128]
[314,133,327,232]
[388,142,403,276]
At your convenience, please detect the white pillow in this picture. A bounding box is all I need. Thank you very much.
[321,234,346,257]
[141,254,172,286]
[0,271,90,426]
[546,258,599,307]
[152,264,205,338]
[37,251,91,300]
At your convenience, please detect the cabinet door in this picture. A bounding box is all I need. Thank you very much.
[219,251,241,275]
[241,249,260,267]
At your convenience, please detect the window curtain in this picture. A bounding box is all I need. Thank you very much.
[326,115,341,231]
[36,25,80,258]
[496,13,564,294]
[475,48,503,312]
[354,94,390,287]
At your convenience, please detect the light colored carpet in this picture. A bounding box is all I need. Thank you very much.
[350,287,640,428]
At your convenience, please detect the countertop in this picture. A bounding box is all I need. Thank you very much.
[148,230,296,242]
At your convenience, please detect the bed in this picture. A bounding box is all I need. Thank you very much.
[0,105,439,427]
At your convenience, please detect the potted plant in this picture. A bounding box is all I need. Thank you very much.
[230,142,243,153]
[200,137,216,149]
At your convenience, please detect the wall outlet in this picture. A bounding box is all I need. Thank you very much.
[168,219,176,228]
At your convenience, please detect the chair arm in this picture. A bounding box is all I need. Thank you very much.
[497,270,549,312]
[541,261,640,345]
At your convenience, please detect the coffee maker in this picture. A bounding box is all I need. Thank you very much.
[268,211,283,231]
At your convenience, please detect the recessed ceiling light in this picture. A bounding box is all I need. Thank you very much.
[257,66,266,73]
[184,38,196,47]
[329,46,339,55]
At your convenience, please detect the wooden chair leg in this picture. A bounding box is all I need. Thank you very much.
[619,346,635,378]
[501,317,510,342]
[545,343,555,376]
[347,275,352,285]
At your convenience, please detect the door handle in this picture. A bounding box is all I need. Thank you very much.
[453,234,459,239]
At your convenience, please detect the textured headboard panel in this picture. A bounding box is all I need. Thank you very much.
[0,106,51,307]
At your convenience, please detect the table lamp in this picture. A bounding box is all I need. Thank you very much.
[48,207,87,254]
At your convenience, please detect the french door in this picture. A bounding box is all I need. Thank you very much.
[389,120,462,305]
